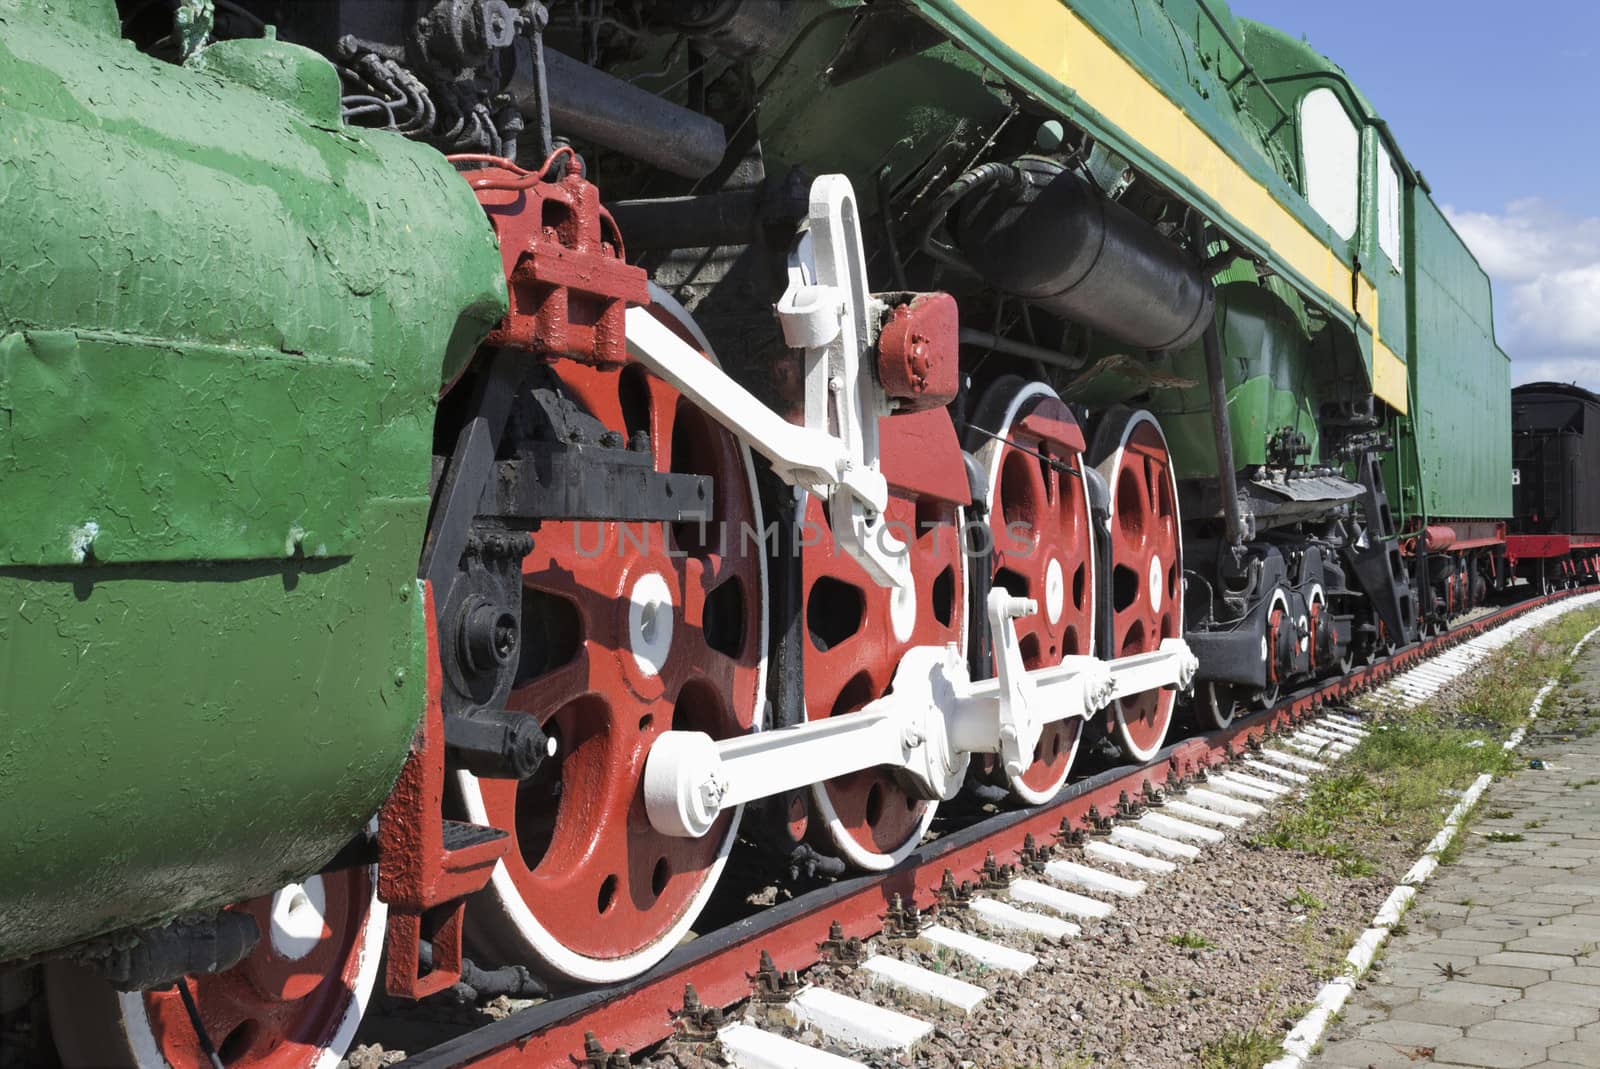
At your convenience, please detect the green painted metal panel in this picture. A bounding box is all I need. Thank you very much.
[0,512,428,962]
[0,8,507,565]
[1400,194,1512,520]
[0,1,508,958]
[756,1,1009,218]
[1147,279,1321,478]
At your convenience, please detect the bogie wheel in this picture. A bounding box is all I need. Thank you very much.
[966,376,1094,802]
[804,409,968,869]
[1200,681,1246,731]
[1255,588,1291,709]
[454,294,768,985]
[47,867,384,1069]
[1089,409,1182,762]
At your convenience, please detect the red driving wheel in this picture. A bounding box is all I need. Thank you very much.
[455,299,767,984]
[803,410,967,870]
[1090,409,1182,762]
[47,866,384,1069]
[967,377,1094,802]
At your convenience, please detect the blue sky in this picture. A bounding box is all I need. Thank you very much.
[1230,1,1600,389]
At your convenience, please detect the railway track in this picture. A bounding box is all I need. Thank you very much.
[385,588,1591,1068]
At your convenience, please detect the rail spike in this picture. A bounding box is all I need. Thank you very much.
[819,920,866,965]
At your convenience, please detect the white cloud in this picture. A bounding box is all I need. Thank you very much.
[1444,199,1600,391]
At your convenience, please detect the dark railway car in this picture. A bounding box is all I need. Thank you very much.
[1508,382,1600,589]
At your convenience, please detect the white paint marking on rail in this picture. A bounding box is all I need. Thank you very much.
[719,1022,867,1069]
[1138,810,1226,844]
[788,986,933,1052]
[1043,858,1146,898]
[862,955,986,1014]
[1009,878,1115,920]
[918,924,1037,973]
[968,897,1078,942]
[1083,839,1179,874]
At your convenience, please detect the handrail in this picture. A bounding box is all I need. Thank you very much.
[1191,0,1293,137]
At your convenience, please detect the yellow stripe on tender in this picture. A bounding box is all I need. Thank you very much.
[1373,339,1409,414]
[955,0,1409,412]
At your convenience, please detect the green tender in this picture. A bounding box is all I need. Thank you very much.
[0,0,507,960]
[1396,194,1513,520]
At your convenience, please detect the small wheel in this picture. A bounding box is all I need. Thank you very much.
[1200,681,1246,730]
[966,376,1094,803]
[1089,409,1182,762]
[454,296,769,985]
[47,867,384,1069]
[804,409,968,868]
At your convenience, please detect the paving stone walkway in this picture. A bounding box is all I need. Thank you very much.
[1307,642,1600,1068]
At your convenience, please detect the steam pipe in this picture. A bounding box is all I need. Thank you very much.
[1189,213,1246,547]
[509,47,728,179]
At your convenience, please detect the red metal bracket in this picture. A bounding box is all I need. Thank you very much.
[877,292,959,411]
[376,583,510,999]
[455,152,650,366]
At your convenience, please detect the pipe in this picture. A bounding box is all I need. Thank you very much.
[1189,213,1246,548]
[957,327,1085,372]
[509,47,727,179]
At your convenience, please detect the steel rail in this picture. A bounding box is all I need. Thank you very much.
[394,589,1579,1068]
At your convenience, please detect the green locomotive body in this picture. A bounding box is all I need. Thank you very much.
[0,0,507,961]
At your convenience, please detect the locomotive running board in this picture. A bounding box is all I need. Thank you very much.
[643,590,1198,839]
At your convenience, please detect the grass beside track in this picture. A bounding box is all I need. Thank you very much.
[1204,605,1600,1069]
[1263,606,1600,875]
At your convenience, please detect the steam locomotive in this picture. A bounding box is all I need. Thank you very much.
[0,1,1531,1065]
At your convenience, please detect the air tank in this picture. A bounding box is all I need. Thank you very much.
[957,158,1215,353]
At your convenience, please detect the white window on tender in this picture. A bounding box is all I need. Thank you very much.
[1300,86,1359,241]
[1377,140,1403,268]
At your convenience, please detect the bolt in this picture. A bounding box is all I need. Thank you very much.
[902,726,924,748]
[698,775,725,810]
[828,375,842,392]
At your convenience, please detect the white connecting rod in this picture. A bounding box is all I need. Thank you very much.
[623,173,913,591]
[643,592,1200,838]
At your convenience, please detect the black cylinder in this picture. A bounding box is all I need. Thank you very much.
[957,160,1215,352]
[511,47,728,179]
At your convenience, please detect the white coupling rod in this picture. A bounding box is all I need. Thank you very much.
[643,591,1200,839]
